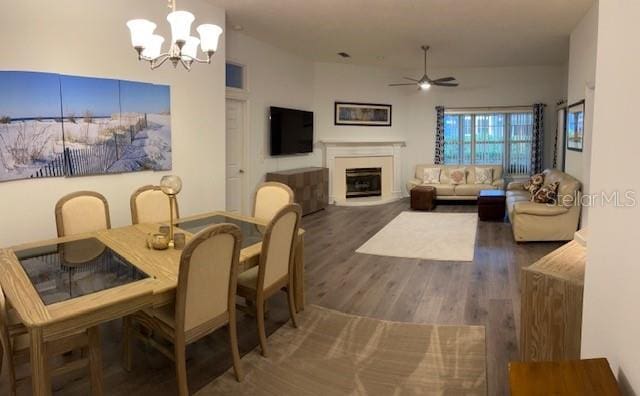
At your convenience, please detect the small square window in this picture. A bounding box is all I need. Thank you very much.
[226,62,244,89]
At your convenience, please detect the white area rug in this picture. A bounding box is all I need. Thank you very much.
[356,212,478,261]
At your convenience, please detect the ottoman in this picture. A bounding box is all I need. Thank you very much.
[478,189,506,221]
[410,185,436,211]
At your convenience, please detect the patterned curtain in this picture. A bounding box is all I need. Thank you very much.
[434,106,445,164]
[531,103,545,174]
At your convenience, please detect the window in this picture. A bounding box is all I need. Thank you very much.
[225,62,245,90]
[443,110,533,175]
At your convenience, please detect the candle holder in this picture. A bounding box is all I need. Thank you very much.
[160,175,182,248]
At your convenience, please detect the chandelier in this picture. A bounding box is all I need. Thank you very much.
[126,0,223,70]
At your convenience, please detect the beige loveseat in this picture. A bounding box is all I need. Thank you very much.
[507,169,581,242]
[407,164,505,200]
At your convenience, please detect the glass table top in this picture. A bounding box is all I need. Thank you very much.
[14,238,150,306]
[176,215,264,248]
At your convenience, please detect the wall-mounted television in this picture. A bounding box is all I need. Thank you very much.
[270,106,313,156]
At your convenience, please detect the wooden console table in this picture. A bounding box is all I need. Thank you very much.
[266,167,328,216]
[520,240,586,361]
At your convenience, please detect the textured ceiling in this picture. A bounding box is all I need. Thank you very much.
[210,0,594,69]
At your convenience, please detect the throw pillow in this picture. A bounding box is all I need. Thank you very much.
[524,173,545,195]
[422,167,441,184]
[475,167,493,184]
[531,181,560,204]
[449,168,466,185]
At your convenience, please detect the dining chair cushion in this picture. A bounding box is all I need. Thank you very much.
[254,184,293,222]
[57,193,110,236]
[237,266,259,290]
[263,211,298,288]
[182,232,236,332]
[132,186,178,224]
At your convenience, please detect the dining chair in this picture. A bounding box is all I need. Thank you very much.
[237,204,301,357]
[253,182,294,222]
[0,286,103,396]
[130,185,179,225]
[55,191,111,237]
[122,223,244,395]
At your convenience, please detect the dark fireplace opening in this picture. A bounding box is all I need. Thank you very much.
[346,167,382,198]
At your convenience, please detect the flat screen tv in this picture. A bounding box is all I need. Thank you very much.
[270,106,313,155]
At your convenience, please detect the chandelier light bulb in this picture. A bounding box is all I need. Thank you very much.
[126,19,157,49]
[142,35,165,59]
[166,10,195,47]
[181,36,201,60]
[197,24,223,53]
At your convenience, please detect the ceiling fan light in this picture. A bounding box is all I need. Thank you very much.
[167,10,195,46]
[197,24,223,53]
[142,34,165,59]
[126,19,156,49]
[419,82,431,90]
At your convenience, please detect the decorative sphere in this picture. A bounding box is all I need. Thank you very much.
[160,175,182,195]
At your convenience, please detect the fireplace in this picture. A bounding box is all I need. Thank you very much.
[346,167,382,198]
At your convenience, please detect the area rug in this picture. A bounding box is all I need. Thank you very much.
[196,305,487,396]
[355,212,478,261]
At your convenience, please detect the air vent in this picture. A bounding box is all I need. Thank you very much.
[337,52,351,58]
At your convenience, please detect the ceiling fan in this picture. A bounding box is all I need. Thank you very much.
[389,45,459,90]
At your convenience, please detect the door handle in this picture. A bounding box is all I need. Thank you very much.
[239,169,245,173]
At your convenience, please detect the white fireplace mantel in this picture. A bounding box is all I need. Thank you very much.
[320,139,406,205]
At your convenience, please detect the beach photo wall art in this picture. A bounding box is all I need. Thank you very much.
[0,70,171,182]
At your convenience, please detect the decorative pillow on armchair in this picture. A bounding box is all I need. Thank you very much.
[422,167,441,184]
[449,168,466,185]
[524,173,545,194]
[474,167,493,184]
[531,181,559,204]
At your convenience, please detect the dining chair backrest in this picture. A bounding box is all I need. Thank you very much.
[253,182,294,222]
[130,185,179,224]
[55,191,111,237]
[175,224,242,333]
[258,204,301,290]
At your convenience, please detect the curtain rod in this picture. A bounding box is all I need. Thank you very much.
[444,104,544,111]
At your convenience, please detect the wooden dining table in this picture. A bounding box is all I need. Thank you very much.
[0,210,305,396]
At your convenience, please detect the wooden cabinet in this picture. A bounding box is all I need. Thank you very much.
[266,167,328,216]
[520,240,585,361]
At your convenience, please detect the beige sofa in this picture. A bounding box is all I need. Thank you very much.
[507,169,581,242]
[407,164,505,200]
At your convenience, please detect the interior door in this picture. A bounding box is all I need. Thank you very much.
[225,98,245,213]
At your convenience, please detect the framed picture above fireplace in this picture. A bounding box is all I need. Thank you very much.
[334,102,392,127]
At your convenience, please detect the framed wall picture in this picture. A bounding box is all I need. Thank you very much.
[0,70,171,183]
[566,100,585,152]
[334,102,392,126]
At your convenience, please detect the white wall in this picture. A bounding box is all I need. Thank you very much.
[581,1,640,394]
[0,0,226,247]
[314,62,566,190]
[226,31,317,213]
[565,3,598,187]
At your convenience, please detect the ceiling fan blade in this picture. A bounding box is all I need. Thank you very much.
[432,77,456,83]
[389,83,417,86]
[403,77,419,82]
[433,82,459,87]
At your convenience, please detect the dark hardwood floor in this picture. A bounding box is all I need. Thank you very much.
[1,199,562,395]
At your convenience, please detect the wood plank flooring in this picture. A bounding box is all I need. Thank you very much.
[1,199,562,395]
